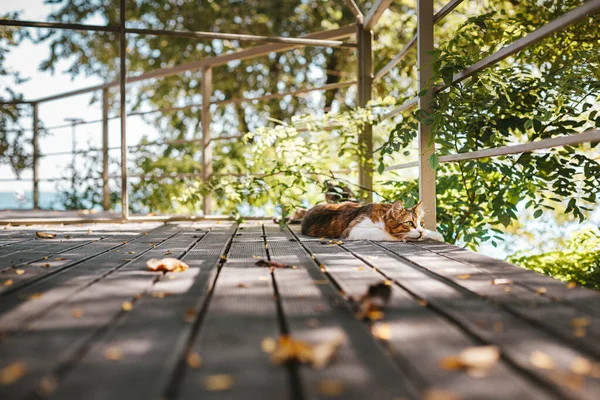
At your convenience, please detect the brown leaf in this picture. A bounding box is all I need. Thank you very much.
[36,232,56,239]
[37,375,58,396]
[530,351,556,370]
[423,389,462,400]
[536,287,548,295]
[104,346,122,361]
[3,279,13,287]
[456,274,471,280]
[439,346,500,376]
[355,282,392,320]
[318,379,345,396]
[570,317,590,328]
[121,301,133,311]
[254,259,293,269]
[236,283,252,288]
[263,332,344,369]
[567,282,577,289]
[187,353,202,368]
[0,361,26,385]
[54,257,67,261]
[72,309,83,318]
[203,374,234,391]
[65,235,73,239]
[146,258,189,273]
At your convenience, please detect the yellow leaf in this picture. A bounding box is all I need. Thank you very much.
[456,274,471,280]
[121,301,133,311]
[15,269,25,275]
[372,323,391,341]
[536,287,547,295]
[3,279,13,286]
[203,374,234,391]
[570,357,592,375]
[491,278,512,285]
[530,351,556,370]
[72,309,83,318]
[36,232,56,239]
[0,361,26,385]
[423,389,461,400]
[146,258,189,273]
[570,317,590,328]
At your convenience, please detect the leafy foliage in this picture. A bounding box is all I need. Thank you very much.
[509,229,600,290]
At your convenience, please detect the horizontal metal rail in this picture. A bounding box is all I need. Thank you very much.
[380,96,418,121]
[0,19,119,32]
[436,0,600,92]
[0,19,354,48]
[373,0,465,82]
[384,129,600,171]
[21,25,355,104]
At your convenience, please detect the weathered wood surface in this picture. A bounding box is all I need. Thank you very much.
[0,221,599,400]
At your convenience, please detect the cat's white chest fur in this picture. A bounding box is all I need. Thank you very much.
[345,218,396,240]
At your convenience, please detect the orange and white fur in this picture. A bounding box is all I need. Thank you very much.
[301,200,444,241]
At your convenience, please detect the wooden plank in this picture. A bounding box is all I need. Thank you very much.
[0,225,178,295]
[304,240,549,399]
[44,224,236,400]
[405,240,600,357]
[413,240,600,312]
[266,224,420,399]
[0,225,184,331]
[177,224,290,400]
[370,240,600,399]
[0,228,203,400]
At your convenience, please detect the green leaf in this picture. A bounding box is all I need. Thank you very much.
[377,162,385,175]
[533,209,543,219]
[428,153,440,170]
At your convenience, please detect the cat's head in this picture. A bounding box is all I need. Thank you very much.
[383,200,425,240]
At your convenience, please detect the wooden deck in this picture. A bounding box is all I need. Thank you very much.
[1,221,599,399]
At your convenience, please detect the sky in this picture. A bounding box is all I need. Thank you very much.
[0,0,164,195]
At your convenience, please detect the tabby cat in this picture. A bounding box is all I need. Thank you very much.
[301,200,444,241]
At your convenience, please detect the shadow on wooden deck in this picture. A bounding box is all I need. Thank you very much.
[0,221,599,399]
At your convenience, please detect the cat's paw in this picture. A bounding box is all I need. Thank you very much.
[424,229,444,242]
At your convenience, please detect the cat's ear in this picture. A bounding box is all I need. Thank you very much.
[387,200,404,218]
[413,201,425,217]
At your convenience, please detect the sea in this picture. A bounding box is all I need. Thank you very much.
[0,191,64,210]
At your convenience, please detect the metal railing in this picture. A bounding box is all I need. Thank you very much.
[1,0,599,227]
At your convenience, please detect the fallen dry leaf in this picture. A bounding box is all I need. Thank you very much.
[36,232,56,239]
[203,374,234,391]
[104,346,122,361]
[355,282,392,321]
[147,258,189,273]
[570,317,590,328]
[456,274,471,280]
[37,375,58,396]
[439,346,500,377]
[128,251,136,254]
[236,283,252,288]
[423,388,462,400]
[504,286,512,293]
[574,327,587,337]
[15,269,25,275]
[530,351,556,370]
[567,282,577,289]
[263,332,344,369]
[417,298,428,307]
[65,235,73,239]
[72,309,83,318]
[54,257,67,261]
[371,323,392,341]
[491,278,512,285]
[121,301,133,311]
[318,379,345,396]
[151,292,174,298]
[493,322,504,332]
[3,279,13,287]
[187,353,202,368]
[570,357,592,375]
[536,287,548,295]
[255,259,293,269]
[0,361,26,385]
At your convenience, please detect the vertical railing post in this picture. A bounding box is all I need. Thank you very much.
[102,88,110,210]
[201,66,213,216]
[356,23,374,202]
[417,0,436,229]
[119,0,128,220]
[32,103,39,210]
